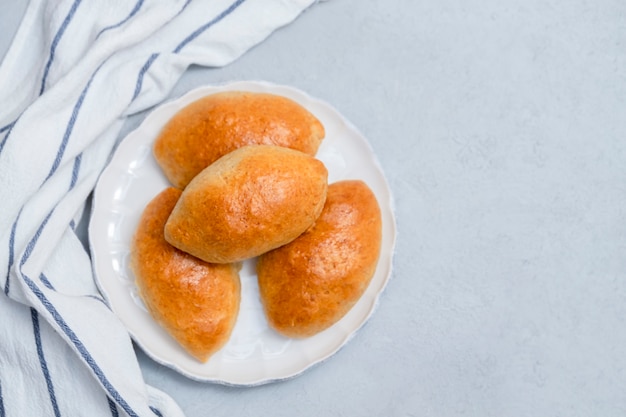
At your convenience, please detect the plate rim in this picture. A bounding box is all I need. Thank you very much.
[89,79,397,386]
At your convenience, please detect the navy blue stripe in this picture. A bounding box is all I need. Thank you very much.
[19,210,54,268]
[20,274,141,417]
[107,396,120,417]
[0,120,16,156]
[40,0,83,95]
[178,0,194,15]
[130,0,234,102]
[70,153,82,189]
[150,406,163,417]
[0,378,5,417]
[96,0,145,39]
[4,208,23,295]
[45,66,100,182]
[40,273,56,291]
[11,157,82,294]
[173,0,247,53]
[131,53,159,101]
[41,273,108,306]
[0,120,16,135]
[31,308,61,417]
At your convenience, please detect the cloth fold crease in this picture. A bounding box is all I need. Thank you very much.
[0,0,319,415]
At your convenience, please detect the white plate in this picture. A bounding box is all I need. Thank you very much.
[89,80,396,386]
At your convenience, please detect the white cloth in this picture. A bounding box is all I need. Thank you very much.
[0,0,319,415]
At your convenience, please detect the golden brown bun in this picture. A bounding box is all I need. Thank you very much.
[153,91,326,189]
[130,187,241,362]
[164,145,328,264]
[256,180,382,338]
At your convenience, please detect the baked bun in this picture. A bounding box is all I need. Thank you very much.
[164,145,328,264]
[153,91,326,188]
[130,187,241,362]
[256,180,382,338]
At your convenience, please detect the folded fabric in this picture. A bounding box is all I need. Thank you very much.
[0,0,319,415]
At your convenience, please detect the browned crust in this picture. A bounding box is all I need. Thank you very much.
[164,145,328,264]
[130,187,241,362]
[257,180,382,338]
[153,91,325,189]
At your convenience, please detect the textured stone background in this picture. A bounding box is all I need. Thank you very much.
[2,0,626,416]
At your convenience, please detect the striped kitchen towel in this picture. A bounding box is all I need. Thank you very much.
[0,0,320,416]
